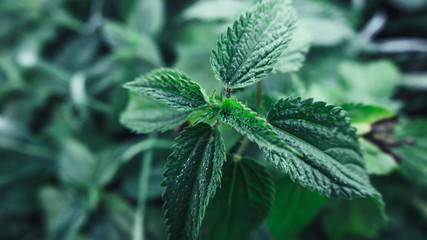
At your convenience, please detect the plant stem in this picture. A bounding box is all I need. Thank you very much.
[132,149,154,240]
[257,81,263,108]
[234,136,250,161]
[226,87,231,98]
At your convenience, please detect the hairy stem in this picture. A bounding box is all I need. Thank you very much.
[226,86,231,98]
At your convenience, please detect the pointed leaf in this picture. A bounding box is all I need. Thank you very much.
[211,0,297,89]
[124,68,209,111]
[200,157,275,240]
[219,98,297,155]
[264,97,379,199]
[162,123,226,240]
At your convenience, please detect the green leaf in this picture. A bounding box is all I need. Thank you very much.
[273,26,312,73]
[47,201,88,240]
[338,60,400,105]
[173,23,223,94]
[124,68,209,111]
[93,137,172,188]
[361,139,399,175]
[121,108,190,133]
[59,139,97,188]
[264,97,378,199]
[39,187,75,234]
[394,118,427,185]
[219,98,297,155]
[321,198,387,240]
[162,123,226,240]
[211,0,296,89]
[266,177,327,240]
[294,0,354,46]
[127,0,165,36]
[183,0,248,22]
[341,103,395,134]
[102,21,162,66]
[92,194,134,240]
[200,157,275,240]
[121,93,190,133]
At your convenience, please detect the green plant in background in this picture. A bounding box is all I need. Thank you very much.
[1,0,427,239]
[121,1,384,239]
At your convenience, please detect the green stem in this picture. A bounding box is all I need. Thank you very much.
[132,149,154,240]
[257,81,263,108]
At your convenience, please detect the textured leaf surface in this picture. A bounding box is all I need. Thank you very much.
[124,68,208,111]
[211,0,296,89]
[394,118,427,185]
[162,123,226,240]
[266,177,327,240]
[264,97,378,198]
[200,157,275,240]
[219,98,296,154]
[273,26,312,73]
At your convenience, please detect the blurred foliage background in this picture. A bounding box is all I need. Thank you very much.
[0,0,427,239]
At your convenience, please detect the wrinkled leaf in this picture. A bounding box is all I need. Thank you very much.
[162,123,226,240]
[124,68,209,111]
[211,0,296,89]
[264,97,379,199]
[219,98,297,154]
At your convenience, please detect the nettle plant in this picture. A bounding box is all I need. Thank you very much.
[122,0,384,239]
